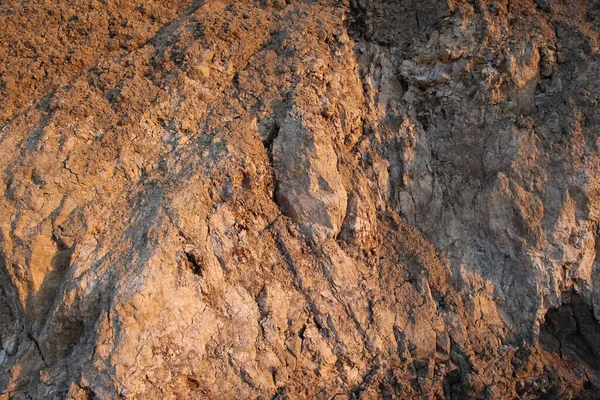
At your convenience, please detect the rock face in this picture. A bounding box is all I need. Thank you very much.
[1,0,600,398]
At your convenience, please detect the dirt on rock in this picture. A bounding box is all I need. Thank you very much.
[1,0,600,398]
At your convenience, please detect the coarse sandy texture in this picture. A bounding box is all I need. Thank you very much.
[0,0,599,398]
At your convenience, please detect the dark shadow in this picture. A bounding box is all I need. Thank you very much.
[0,245,28,394]
[539,290,600,371]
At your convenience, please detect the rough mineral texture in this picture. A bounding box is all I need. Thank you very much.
[1,0,600,398]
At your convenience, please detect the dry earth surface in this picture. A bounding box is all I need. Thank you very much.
[1,0,600,398]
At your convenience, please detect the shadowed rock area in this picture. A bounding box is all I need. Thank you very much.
[1,0,600,398]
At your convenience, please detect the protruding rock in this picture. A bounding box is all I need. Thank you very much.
[273,108,347,242]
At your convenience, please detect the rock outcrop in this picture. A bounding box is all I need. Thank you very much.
[1,0,600,398]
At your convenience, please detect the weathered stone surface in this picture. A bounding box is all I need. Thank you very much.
[1,0,600,398]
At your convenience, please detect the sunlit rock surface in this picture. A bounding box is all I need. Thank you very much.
[1,0,599,398]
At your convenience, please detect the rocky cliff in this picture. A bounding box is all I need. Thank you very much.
[1,0,600,398]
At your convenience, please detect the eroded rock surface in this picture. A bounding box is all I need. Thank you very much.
[1,0,600,398]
